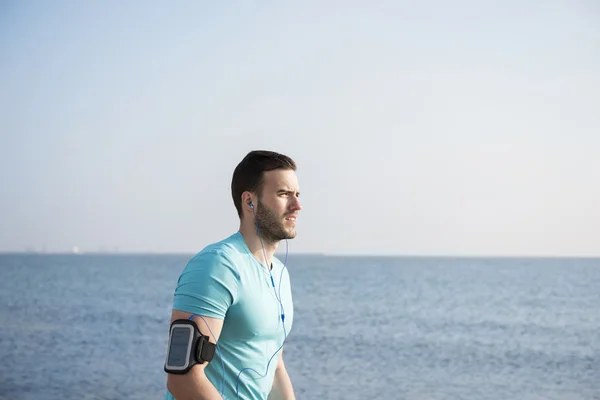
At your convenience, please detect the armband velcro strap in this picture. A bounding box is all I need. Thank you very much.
[197,336,216,363]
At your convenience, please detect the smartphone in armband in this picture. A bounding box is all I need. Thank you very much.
[164,319,215,374]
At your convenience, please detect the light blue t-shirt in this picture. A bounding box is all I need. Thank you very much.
[164,231,294,400]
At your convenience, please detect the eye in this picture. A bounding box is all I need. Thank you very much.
[278,190,299,198]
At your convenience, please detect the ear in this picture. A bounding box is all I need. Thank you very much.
[241,192,254,211]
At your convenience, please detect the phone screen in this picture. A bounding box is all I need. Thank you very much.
[167,326,192,367]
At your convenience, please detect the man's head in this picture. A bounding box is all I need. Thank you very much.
[231,150,302,243]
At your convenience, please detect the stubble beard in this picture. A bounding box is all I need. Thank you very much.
[254,200,296,245]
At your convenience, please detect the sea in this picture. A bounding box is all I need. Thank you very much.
[0,253,598,400]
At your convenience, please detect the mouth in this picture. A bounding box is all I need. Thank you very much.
[284,215,297,222]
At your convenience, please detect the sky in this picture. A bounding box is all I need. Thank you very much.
[1,1,599,256]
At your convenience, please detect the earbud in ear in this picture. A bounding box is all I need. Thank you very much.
[249,201,254,209]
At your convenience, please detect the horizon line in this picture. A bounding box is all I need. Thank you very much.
[1,250,599,259]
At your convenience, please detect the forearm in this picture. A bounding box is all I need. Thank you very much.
[268,365,296,400]
[167,368,222,400]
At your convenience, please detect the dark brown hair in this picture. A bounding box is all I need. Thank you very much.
[231,150,296,217]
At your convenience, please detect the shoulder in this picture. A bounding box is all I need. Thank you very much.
[180,232,246,279]
[172,233,247,317]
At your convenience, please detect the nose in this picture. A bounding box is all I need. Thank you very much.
[291,196,302,211]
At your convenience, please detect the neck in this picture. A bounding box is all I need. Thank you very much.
[239,221,279,270]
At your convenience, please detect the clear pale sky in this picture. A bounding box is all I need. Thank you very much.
[1,1,599,256]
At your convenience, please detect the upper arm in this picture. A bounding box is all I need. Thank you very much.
[166,310,224,396]
[165,251,239,397]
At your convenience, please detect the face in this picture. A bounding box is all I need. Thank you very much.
[252,169,302,244]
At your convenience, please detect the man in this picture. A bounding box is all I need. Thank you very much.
[164,150,302,400]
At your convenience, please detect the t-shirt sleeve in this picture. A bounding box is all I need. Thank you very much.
[172,250,239,319]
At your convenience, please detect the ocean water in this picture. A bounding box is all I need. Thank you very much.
[0,253,599,400]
